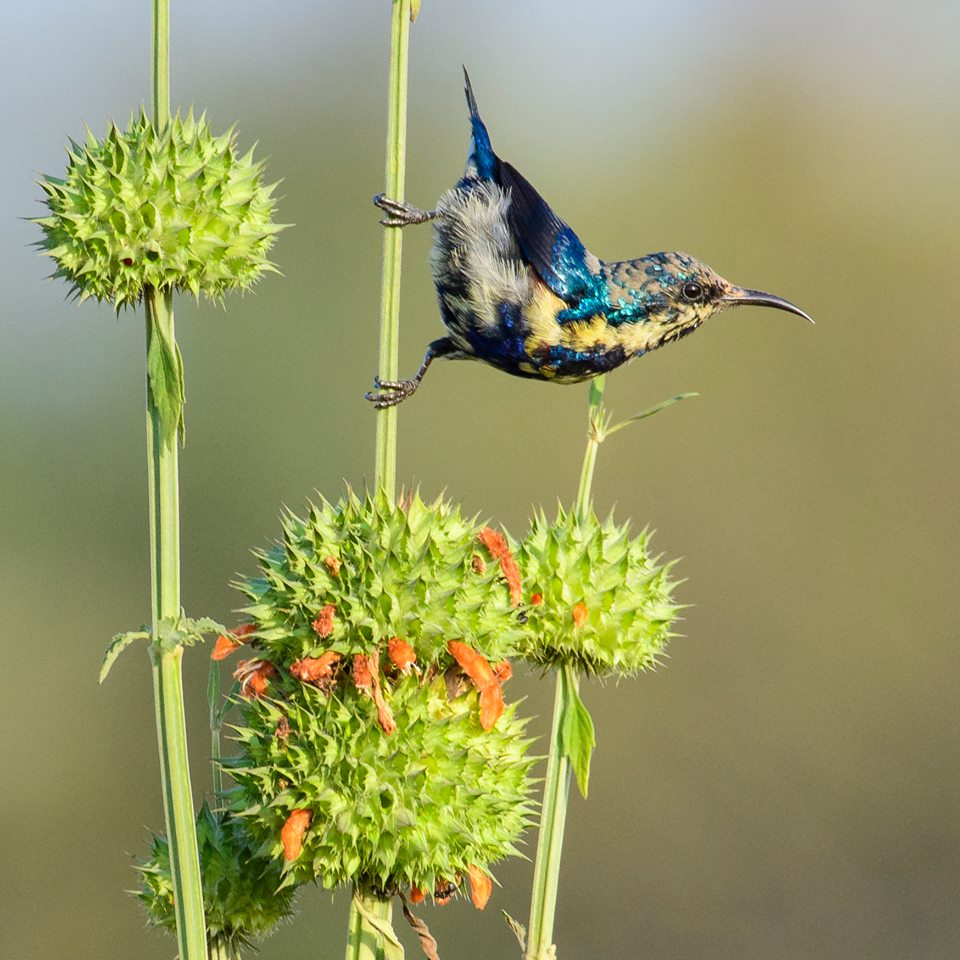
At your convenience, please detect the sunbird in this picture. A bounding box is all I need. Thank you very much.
[366,70,812,408]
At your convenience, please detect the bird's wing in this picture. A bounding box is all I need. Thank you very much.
[498,160,602,306]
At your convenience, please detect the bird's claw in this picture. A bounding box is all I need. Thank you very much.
[365,375,419,409]
[372,194,436,227]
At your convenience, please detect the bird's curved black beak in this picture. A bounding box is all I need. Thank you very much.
[722,286,815,324]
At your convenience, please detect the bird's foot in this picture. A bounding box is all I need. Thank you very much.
[373,194,437,227]
[365,375,420,408]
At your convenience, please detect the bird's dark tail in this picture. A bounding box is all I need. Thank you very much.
[463,67,497,180]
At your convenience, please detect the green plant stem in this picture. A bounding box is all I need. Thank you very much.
[373,0,412,499]
[145,7,207,956]
[526,375,607,960]
[209,938,233,960]
[575,375,606,522]
[153,0,169,130]
[145,290,207,960]
[346,5,412,957]
[345,892,393,960]
[525,665,573,960]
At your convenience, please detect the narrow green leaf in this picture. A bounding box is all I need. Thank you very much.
[559,666,595,798]
[146,310,185,446]
[605,392,699,438]
[99,629,149,683]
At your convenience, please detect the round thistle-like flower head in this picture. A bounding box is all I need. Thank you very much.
[222,490,534,901]
[227,674,535,898]
[137,802,296,954]
[35,110,283,308]
[237,489,522,667]
[518,506,682,675]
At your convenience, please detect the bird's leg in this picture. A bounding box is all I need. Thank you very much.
[373,193,438,228]
[365,338,461,408]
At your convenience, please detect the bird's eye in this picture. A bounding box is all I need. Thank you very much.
[682,281,704,302]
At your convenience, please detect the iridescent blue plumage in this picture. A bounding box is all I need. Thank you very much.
[366,70,812,408]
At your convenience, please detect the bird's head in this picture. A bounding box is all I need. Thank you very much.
[622,251,813,345]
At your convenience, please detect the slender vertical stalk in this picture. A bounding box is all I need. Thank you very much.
[345,893,394,960]
[374,0,412,499]
[574,375,606,523]
[348,2,412,956]
[146,10,207,954]
[145,288,207,960]
[209,938,232,960]
[525,375,607,960]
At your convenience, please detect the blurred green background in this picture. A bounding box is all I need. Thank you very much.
[4,1,959,957]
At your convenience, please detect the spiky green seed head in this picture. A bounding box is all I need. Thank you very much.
[136,802,296,954]
[237,489,522,668]
[35,110,284,309]
[227,672,536,898]
[518,506,682,676]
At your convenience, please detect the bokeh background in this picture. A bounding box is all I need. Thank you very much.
[3,1,959,957]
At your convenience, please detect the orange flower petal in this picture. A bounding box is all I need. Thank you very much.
[352,653,372,691]
[211,623,256,661]
[233,659,276,698]
[467,864,492,910]
[530,592,543,606]
[492,659,512,683]
[311,604,336,639]
[353,653,396,734]
[448,641,504,729]
[281,808,312,861]
[500,553,523,607]
[572,602,589,628]
[447,640,495,690]
[211,635,241,661]
[477,527,509,559]
[478,528,523,606]
[323,556,342,576]
[409,885,426,904]
[479,683,504,731]
[290,651,341,684]
[388,637,417,674]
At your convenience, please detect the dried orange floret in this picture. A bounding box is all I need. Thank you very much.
[233,658,276,697]
[311,604,336,638]
[478,527,522,606]
[447,640,504,730]
[211,623,256,660]
[572,602,588,628]
[352,652,396,734]
[387,637,418,675]
[281,808,312,860]
[467,864,492,909]
[290,651,341,684]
